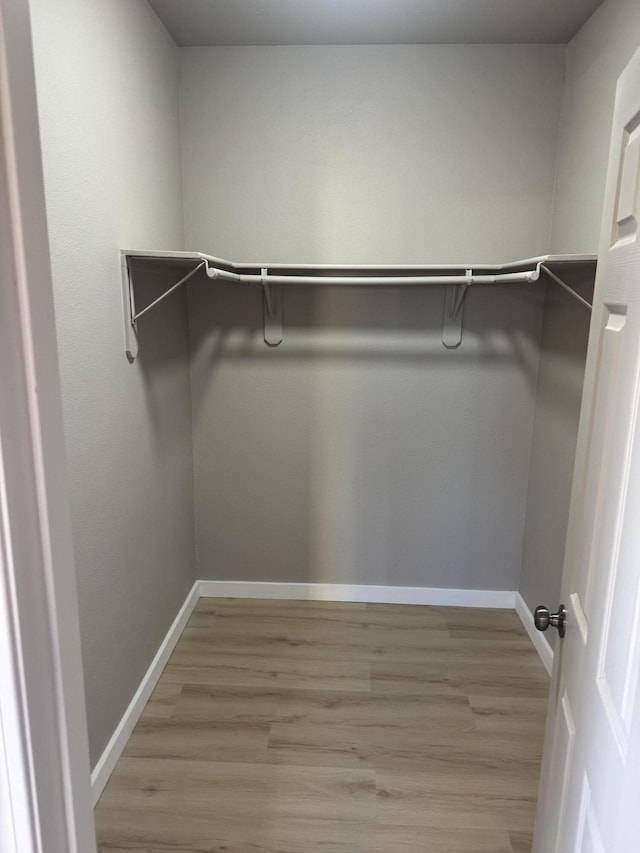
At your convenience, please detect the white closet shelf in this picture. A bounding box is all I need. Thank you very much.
[120,249,597,359]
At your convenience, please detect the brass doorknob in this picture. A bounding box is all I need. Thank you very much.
[534,604,567,638]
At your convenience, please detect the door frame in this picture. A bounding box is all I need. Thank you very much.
[0,0,95,849]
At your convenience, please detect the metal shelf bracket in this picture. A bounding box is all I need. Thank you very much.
[262,268,283,347]
[540,264,593,311]
[442,269,473,349]
[121,254,138,362]
[121,257,205,361]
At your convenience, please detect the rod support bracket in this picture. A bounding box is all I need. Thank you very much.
[121,254,139,361]
[442,270,472,349]
[261,268,283,346]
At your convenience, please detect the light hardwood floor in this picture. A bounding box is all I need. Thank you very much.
[95,599,549,852]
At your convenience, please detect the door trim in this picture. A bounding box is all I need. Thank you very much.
[0,0,95,849]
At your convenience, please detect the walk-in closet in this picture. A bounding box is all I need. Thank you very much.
[21,0,640,850]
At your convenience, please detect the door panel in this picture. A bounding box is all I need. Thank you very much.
[537,686,575,853]
[577,784,605,853]
[533,49,640,853]
[613,122,640,245]
[598,397,640,735]
[575,308,627,620]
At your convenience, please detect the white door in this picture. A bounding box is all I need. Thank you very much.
[533,47,640,853]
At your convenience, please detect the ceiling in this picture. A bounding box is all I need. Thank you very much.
[148,0,604,47]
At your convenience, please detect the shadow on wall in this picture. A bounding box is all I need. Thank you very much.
[533,268,594,418]
[134,266,194,457]
[185,275,546,397]
[518,266,594,615]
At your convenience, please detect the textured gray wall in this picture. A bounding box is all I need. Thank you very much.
[181,45,565,264]
[521,0,640,617]
[551,0,640,254]
[189,282,544,590]
[30,0,195,766]
[181,45,565,590]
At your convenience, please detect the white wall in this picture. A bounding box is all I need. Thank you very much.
[30,0,194,766]
[182,45,565,591]
[521,0,640,618]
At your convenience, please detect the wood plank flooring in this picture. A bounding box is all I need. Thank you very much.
[94,599,549,852]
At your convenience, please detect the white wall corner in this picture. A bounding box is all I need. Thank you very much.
[90,581,200,804]
[197,580,517,609]
[515,591,554,675]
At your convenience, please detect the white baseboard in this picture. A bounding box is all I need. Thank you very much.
[515,591,554,675]
[90,581,200,805]
[197,580,516,609]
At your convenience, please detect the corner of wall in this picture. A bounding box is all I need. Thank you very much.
[546,45,569,254]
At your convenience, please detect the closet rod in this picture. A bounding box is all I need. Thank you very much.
[205,265,540,287]
[540,264,592,311]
